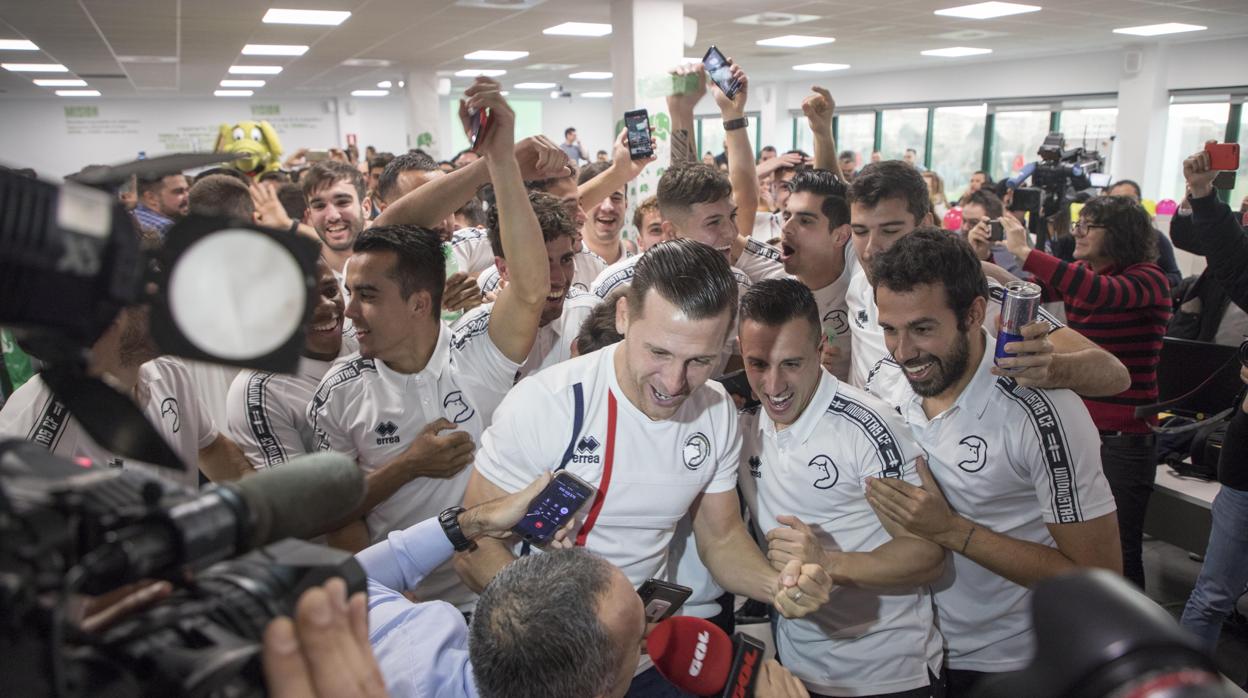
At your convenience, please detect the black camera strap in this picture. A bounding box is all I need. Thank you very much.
[1134,351,1242,434]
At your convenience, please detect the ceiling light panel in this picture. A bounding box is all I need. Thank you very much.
[465,50,530,61]
[1112,23,1206,36]
[2,63,68,72]
[352,89,388,96]
[262,9,351,25]
[756,35,835,48]
[215,90,253,97]
[934,2,1041,19]
[455,68,506,77]
[0,39,39,50]
[242,44,309,56]
[920,46,993,57]
[792,63,850,72]
[543,22,612,37]
[56,90,99,97]
[229,65,283,74]
[569,71,612,79]
[34,78,87,86]
[220,79,265,87]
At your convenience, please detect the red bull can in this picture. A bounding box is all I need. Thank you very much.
[995,281,1042,369]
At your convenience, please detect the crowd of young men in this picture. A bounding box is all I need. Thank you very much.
[5,51,1227,698]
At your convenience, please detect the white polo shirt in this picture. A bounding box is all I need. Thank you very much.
[752,210,783,243]
[737,370,941,695]
[870,333,1116,672]
[307,322,519,608]
[847,268,1065,390]
[0,357,217,489]
[227,355,335,469]
[809,244,858,383]
[589,253,753,300]
[452,289,600,380]
[449,226,494,275]
[735,238,789,284]
[473,342,741,589]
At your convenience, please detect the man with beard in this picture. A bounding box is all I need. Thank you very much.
[0,305,251,487]
[133,172,190,237]
[736,279,945,698]
[862,230,1121,697]
[303,160,370,275]
[845,161,1129,398]
[453,192,598,380]
[307,80,549,613]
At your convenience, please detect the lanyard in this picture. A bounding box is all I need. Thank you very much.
[576,390,618,547]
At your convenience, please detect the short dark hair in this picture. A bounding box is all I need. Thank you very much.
[575,287,626,356]
[761,145,777,153]
[191,168,247,186]
[352,224,445,307]
[905,148,918,155]
[848,161,931,225]
[188,174,253,221]
[1106,179,1142,200]
[525,165,579,194]
[470,550,619,698]
[301,160,366,202]
[870,227,988,330]
[376,151,439,204]
[1079,195,1157,267]
[739,279,821,341]
[964,189,1004,218]
[628,238,738,322]
[276,182,308,221]
[838,150,855,162]
[455,196,485,227]
[789,169,850,229]
[138,172,188,198]
[369,154,395,172]
[657,164,732,219]
[258,170,289,185]
[564,127,576,137]
[487,191,578,258]
[577,160,612,186]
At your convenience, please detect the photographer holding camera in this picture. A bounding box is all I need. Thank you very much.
[1002,195,1172,590]
[1176,144,1248,657]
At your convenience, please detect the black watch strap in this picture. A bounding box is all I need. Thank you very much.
[723,117,748,131]
[439,506,477,552]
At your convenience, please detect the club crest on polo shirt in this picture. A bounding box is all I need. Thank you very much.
[823,309,849,336]
[957,435,988,473]
[855,309,868,329]
[160,397,181,433]
[375,420,400,445]
[748,455,762,479]
[572,434,602,464]
[443,391,476,423]
[809,455,839,489]
[682,433,711,470]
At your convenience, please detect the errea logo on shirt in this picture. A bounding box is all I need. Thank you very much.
[572,435,601,464]
[748,455,762,479]
[375,421,400,445]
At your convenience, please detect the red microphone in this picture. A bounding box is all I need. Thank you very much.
[646,616,765,697]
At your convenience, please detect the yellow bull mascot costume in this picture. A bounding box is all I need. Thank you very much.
[214,120,284,178]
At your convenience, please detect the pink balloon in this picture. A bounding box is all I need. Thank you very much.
[943,207,963,232]
[1155,199,1178,216]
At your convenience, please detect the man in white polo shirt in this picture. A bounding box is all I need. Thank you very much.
[845,161,1129,398]
[779,169,857,382]
[737,278,945,698]
[453,191,600,381]
[307,79,550,610]
[862,229,1122,697]
[457,239,832,697]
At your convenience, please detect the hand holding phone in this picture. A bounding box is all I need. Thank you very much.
[624,109,654,160]
[1205,142,1240,171]
[511,471,596,544]
[990,219,1005,242]
[637,579,693,623]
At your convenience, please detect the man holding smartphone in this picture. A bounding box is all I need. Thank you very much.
[458,240,832,697]
[959,189,1027,280]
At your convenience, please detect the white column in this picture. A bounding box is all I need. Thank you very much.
[404,68,443,157]
[1113,44,1170,197]
[610,0,685,209]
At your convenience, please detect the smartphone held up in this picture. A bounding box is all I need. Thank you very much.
[512,471,596,545]
[624,109,654,160]
[701,45,740,100]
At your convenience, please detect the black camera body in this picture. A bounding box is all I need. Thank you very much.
[1031,132,1105,219]
[0,441,365,697]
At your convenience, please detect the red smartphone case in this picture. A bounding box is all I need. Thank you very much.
[1206,142,1240,171]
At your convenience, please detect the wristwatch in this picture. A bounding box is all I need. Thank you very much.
[723,117,749,131]
[438,506,477,552]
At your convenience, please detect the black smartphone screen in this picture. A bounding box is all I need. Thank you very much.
[990,220,1005,242]
[624,109,653,160]
[637,579,693,622]
[512,472,596,543]
[701,45,739,100]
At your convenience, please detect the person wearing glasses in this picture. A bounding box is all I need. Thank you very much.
[1001,196,1173,590]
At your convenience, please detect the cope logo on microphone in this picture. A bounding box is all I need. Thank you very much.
[688,630,710,677]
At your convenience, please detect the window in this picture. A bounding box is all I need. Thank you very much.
[1059,108,1117,155]
[1159,102,1231,202]
[695,113,761,162]
[836,112,876,173]
[1233,105,1247,213]
[991,109,1051,181]
[880,108,928,162]
[930,104,987,202]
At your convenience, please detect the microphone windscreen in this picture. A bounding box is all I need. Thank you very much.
[230,451,365,545]
[647,616,733,696]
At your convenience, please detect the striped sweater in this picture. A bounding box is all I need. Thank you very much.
[1023,251,1172,433]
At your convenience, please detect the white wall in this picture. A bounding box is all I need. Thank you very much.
[0,95,413,178]
[540,97,616,160]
